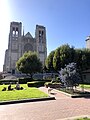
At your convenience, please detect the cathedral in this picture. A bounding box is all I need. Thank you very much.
[3,21,47,74]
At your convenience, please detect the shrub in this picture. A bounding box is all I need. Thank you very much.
[44,82,52,87]
[56,77,60,81]
[27,81,45,87]
[51,77,60,83]
[32,73,43,80]
[19,77,51,84]
[44,82,61,88]
[0,80,18,85]
[59,62,81,88]
[19,78,33,84]
[44,79,51,82]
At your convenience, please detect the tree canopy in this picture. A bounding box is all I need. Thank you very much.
[45,50,55,71]
[16,51,42,75]
[45,44,90,73]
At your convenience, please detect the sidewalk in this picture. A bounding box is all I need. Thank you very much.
[39,87,69,99]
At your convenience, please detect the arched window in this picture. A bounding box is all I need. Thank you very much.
[24,43,33,52]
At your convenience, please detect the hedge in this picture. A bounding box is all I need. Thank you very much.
[19,78,33,84]
[44,82,61,88]
[27,81,45,87]
[0,80,18,85]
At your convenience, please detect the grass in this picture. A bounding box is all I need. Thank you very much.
[79,84,90,89]
[59,88,74,94]
[0,84,48,102]
[75,117,90,120]
[59,87,90,96]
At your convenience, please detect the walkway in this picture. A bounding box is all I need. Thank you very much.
[39,87,70,99]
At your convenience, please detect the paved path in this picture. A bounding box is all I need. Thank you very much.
[39,87,70,99]
[0,87,90,120]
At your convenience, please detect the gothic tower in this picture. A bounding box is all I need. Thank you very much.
[35,25,47,66]
[4,22,22,73]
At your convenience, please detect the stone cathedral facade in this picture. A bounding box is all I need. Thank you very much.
[3,21,47,73]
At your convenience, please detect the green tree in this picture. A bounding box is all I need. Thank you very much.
[72,48,90,80]
[45,50,55,71]
[83,48,90,70]
[46,44,90,73]
[53,47,61,71]
[16,51,42,77]
[59,44,73,68]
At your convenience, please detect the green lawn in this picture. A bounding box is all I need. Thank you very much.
[75,117,90,120]
[0,84,48,102]
[79,84,90,89]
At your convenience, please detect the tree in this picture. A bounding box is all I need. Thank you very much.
[74,48,90,77]
[82,48,90,70]
[45,50,55,71]
[59,44,74,68]
[46,44,90,73]
[16,51,42,77]
[53,47,61,71]
[59,63,81,90]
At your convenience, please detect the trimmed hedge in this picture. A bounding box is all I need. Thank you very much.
[19,78,33,84]
[0,80,18,85]
[44,82,61,88]
[27,81,45,87]
[19,78,51,84]
[44,82,52,87]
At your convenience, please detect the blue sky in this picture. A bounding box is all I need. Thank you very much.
[0,0,90,71]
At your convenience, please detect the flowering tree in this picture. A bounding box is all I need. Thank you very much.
[59,62,81,89]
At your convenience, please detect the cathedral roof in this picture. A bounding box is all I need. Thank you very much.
[25,32,33,38]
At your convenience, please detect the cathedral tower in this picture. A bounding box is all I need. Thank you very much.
[4,22,22,73]
[35,25,47,66]
[10,22,22,38]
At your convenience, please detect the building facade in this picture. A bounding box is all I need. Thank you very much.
[3,21,47,73]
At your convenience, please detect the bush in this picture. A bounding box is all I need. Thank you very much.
[44,82,61,88]
[0,80,18,85]
[56,77,60,81]
[44,79,51,82]
[19,77,51,84]
[19,78,33,84]
[27,81,45,87]
[44,82,52,87]
[32,73,43,80]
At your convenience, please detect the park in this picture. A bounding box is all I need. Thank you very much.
[0,47,90,119]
